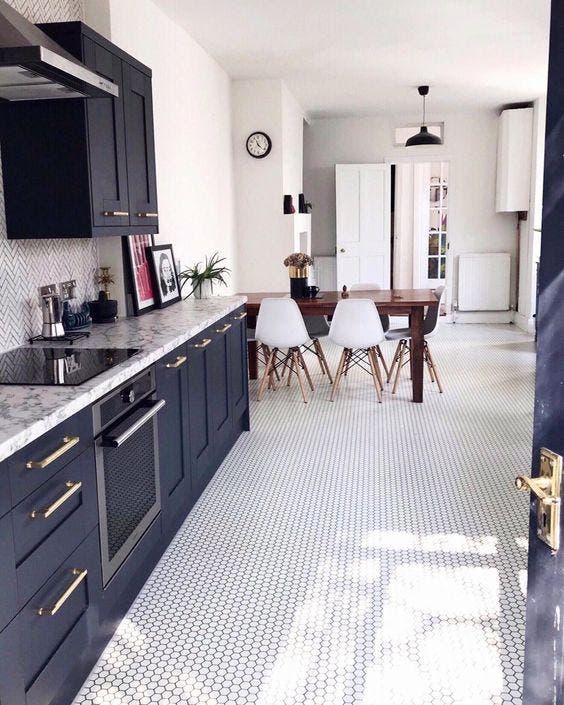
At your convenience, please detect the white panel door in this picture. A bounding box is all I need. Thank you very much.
[335,164,391,290]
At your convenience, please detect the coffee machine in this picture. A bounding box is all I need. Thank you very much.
[40,285,65,340]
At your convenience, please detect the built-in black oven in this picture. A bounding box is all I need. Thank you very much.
[93,367,165,586]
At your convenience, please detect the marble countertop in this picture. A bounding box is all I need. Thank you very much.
[0,295,246,463]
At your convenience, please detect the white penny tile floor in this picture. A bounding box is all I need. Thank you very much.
[73,322,535,705]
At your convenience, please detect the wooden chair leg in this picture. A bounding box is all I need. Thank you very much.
[313,339,333,383]
[367,349,383,403]
[279,350,291,380]
[343,349,352,376]
[424,342,435,383]
[286,353,295,386]
[298,350,314,391]
[311,338,326,376]
[292,350,308,403]
[369,347,384,391]
[375,345,389,380]
[392,341,405,394]
[387,341,402,383]
[257,349,276,401]
[425,342,444,393]
[330,349,347,402]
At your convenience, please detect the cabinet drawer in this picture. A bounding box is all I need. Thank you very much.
[13,448,98,608]
[16,529,101,705]
[0,512,17,632]
[8,407,93,506]
[0,462,11,517]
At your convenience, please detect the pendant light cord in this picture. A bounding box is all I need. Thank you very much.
[422,93,426,126]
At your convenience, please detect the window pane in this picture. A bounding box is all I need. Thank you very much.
[428,232,439,255]
[430,177,441,204]
[441,184,448,206]
[441,211,447,231]
[440,257,446,279]
[430,209,441,230]
[428,257,439,279]
[441,233,447,255]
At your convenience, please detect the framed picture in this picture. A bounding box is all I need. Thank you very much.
[124,234,156,315]
[147,244,181,308]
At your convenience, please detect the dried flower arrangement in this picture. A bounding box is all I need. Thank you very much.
[283,252,314,268]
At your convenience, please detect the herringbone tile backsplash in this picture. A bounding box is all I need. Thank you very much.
[0,0,99,352]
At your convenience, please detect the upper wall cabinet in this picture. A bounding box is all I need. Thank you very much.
[0,22,158,238]
[495,107,533,213]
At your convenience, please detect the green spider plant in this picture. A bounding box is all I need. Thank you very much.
[179,252,231,299]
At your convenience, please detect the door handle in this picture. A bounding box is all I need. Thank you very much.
[165,355,187,369]
[339,248,346,253]
[26,436,80,469]
[30,481,82,519]
[135,212,158,218]
[102,211,129,217]
[37,568,87,616]
[215,323,232,333]
[515,447,562,551]
[194,338,212,349]
[101,399,166,448]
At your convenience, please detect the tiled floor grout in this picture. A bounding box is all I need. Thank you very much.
[74,322,534,705]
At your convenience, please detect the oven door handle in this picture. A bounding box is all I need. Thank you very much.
[101,399,166,448]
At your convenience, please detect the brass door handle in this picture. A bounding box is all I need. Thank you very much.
[37,568,88,616]
[30,481,82,519]
[232,312,247,320]
[135,212,158,218]
[102,211,129,217]
[165,355,187,369]
[215,323,232,333]
[26,436,80,469]
[515,475,557,505]
[194,338,212,349]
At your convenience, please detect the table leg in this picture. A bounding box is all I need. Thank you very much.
[248,340,258,380]
[410,306,424,403]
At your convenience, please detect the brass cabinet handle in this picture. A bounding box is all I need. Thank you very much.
[215,323,232,333]
[194,338,212,349]
[102,211,129,217]
[26,436,80,469]
[135,212,158,218]
[165,355,187,369]
[30,481,82,519]
[37,568,88,616]
[232,312,247,320]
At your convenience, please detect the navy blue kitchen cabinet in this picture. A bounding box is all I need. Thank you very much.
[0,619,25,705]
[229,308,250,424]
[186,330,215,492]
[0,21,158,238]
[0,512,17,632]
[156,343,192,530]
[209,318,234,460]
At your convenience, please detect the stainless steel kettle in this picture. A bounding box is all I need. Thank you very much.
[41,291,65,339]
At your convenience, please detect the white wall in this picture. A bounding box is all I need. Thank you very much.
[303,111,519,310]
[233,79,305,292]
[93,0,237,311]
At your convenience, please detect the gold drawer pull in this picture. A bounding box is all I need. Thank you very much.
[102,211,129,217]
[26,436,80,469]
[194,338,212,349]
[37,568,88,616]
[215,323,232,333]
[30,481,82,519]
[135,212,158,218]
[232,312,247,320]
[165,355,187,369]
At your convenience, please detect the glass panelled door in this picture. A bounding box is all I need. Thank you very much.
[427,162,448,285]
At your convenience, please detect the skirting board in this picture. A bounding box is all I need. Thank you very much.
[513,312,536,334]
[449,310,515,324]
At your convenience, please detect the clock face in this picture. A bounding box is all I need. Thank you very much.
[246,131,272,158]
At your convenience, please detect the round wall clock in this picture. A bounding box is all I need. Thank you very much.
[246,131,272,159]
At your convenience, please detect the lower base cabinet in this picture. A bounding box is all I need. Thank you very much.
[0,305,249,705]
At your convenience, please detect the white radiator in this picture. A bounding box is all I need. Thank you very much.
[458,253,511,311]
[311,256,337,292]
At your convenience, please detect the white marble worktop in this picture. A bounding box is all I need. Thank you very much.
[0,295,246,463]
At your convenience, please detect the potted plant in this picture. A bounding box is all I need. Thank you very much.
[284,252,314,298]
[179,252,231,299]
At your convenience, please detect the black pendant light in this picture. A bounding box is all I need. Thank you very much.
[406,85,442,146]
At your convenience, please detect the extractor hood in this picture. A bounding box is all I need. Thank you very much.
[0,0,118,100]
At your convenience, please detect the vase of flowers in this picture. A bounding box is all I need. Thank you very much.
[178,252,231,299]
[284,252,314,298]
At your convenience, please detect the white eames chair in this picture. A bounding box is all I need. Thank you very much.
[386,285,445,394]
[255,298,314,403]
[328,299,386,402]
[349,282,390,376]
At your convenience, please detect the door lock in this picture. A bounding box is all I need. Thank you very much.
[515,448,562,552]
[339,248,346,253]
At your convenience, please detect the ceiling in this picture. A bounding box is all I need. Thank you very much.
[154,0,551,118]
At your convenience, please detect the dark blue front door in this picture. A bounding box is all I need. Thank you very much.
[522,3,564,702]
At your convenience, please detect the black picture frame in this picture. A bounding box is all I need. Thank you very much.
[123,234,156,316]
[147,244,182,308]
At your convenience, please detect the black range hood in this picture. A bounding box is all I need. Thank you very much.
[0,0,118,100]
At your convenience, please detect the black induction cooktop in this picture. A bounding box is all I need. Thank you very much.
[0,347,140,386]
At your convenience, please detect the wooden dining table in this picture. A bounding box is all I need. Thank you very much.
[240,288,439,403]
